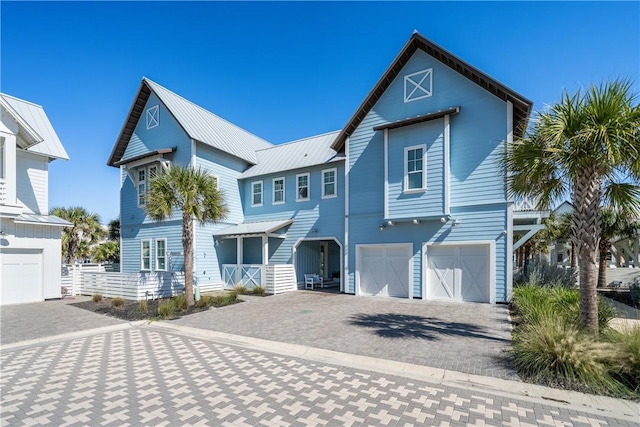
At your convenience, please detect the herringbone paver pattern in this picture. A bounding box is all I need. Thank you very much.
[1,327,635,427]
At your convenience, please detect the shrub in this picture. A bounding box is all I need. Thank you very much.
[138,300,148,314]
[158,299,175,319]
[196,295,211,309]
[512,311,622,394]
[111,297,126,307]
[210,291,238,307]
[173,293,188,311]
[514,262,577,288]
[92,294,103,303]
[252,285,266,296]
[605,327,640,392]
[233,284,248,295]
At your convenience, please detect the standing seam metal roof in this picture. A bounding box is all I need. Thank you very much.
[238,131,343,179]
[0,94,69,160]
[108,78,272,166]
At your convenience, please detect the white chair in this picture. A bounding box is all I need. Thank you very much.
[304,274,323,289]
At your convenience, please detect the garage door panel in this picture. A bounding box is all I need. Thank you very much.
[460,254,489,302]
[1,251,43,305]
[427,244,490,303]
[358,245,410,298]
[428,253,456,299]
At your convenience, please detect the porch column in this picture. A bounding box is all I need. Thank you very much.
[237,236,243,265]
[262,235,269,265]
[635,235,640,267]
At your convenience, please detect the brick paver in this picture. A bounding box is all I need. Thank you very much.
[174,292,518,380]
[2,326,636,427]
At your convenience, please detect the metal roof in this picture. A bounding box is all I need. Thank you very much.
[331,31,533,151]
[108,78,272,167]
[238,131,344,179]
[213,219,293,237]
[0,94,69,160]
[13,213,72,227]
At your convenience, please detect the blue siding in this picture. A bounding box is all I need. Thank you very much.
[121,221,184,273]
[387,120,444,219]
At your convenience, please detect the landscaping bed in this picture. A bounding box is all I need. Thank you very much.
[598,289,640,310]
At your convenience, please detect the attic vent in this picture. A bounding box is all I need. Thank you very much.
[404,68,433,103]
[146,105,159,130]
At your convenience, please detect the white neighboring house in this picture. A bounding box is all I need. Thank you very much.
[0,93,70,305]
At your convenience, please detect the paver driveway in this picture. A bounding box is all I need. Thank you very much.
[173,291,518,380]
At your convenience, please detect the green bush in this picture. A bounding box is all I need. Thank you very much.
[138,300,148,314]
[604,327,640,392]
[209,291,238,307]
[173,293,188,311]
[111,297,126,307]
[196,295,211,309]
[158,299,175,319]
[514,262,577,288]
[92,293,103,303]
[233,284,248,295]
[252,285,266,296]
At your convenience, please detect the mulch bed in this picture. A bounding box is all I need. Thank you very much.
[70,297,239,321]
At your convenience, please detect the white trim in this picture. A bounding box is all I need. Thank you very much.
[251,180,263,207]
[212,175,220,191]
[423,240,495,304]
[383,128,389,218]
[403,144,427,192]
[140,239,151,271]
[272,177,285,204]
[443,114,450,215]
[262,235,269,265]
[146,105,159,130]
[321,168,337,199]
[403,68,433,103]
[292,236,343,292]
[155,238,167,271]
[344,137,349,293]
[136,168,147,207]
[190,139,196,168]
[506,100,514,203]
[355,243,413,299]
[296,172,310,202]
[506,205,514,302]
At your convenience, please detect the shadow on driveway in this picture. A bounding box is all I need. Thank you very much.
[349,312,511,342]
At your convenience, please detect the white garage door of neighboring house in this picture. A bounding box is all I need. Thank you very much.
[1,250,43,305]
[427,244,491,302]
[357,244,411,298]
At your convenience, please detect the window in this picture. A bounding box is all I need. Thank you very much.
[557,253,564,263]
[404,145,426,191]
[296,173,309,201]
[273,177,285,204]
[156,239,167,271]
[141,240,151,271]
[322,168,337,198]
[146,105,159,129]
[252,181,263,206]
[137,169,147,206]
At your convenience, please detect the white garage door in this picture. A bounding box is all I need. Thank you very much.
[427,245,490,302]
[357,245,411,298]
[1,250,43,305]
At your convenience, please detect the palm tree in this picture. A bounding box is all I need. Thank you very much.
[92,241,120,263]
[107,218,120,241]
[503,79,640,334]
[597,208,639,288]
[50,206,106,264]
[145,165,227,306]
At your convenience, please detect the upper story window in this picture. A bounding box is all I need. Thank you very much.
[404,145,426,192]
[141,239,151,271]
[322,168,337,198]
[137,169,147,206]
[156,239,167,271]
[146,105,159,129]
[252,181,263,206]
[296,173,309,201]
[273,177,285,204]
[404,68,433,103]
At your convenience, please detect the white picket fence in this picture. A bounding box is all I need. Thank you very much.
[62,264,185,301]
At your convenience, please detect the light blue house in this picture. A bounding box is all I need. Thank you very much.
[108,32,533,302]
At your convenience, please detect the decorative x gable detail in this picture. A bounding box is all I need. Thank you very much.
[146,105,159,129]
[404,68,433,103]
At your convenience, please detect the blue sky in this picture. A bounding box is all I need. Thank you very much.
[2,1,638,223]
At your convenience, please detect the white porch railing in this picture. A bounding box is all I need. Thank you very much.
[0,179,6,204]
[222,263,296,295]
[513,196,540,211]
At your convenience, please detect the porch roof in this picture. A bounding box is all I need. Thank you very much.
[13,213,72,227]
[214,219,293,237]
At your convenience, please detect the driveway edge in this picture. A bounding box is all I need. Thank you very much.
[151,322,640,423]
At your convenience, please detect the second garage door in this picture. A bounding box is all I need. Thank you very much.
[1,250,43,305]
[357,244,411,298]
[427,244,490,302]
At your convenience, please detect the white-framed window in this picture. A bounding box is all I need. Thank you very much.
[404,145,426,192]
[404,68,433,103]
[141,240,151,271]
[322,168,337,198]
[252,181,263,206]
[212,175,219,190]
[156,239,167,271]
[146,105,159,129]
[296,173,310,201]
[137,169,147,206]
[273,177,285,204]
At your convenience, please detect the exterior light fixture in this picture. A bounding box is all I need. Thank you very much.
[452,219,461,227]
[386,220,395,226]
[440,217,447,223]
[379,223,386,231]
[412,219,420,225]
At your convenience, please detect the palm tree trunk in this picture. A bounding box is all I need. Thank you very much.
[597,240,609,288]
[182,212,195,306]
[572,169,601,335]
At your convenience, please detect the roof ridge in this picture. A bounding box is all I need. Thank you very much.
[256,130,341,152]
[143,77,272,146]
